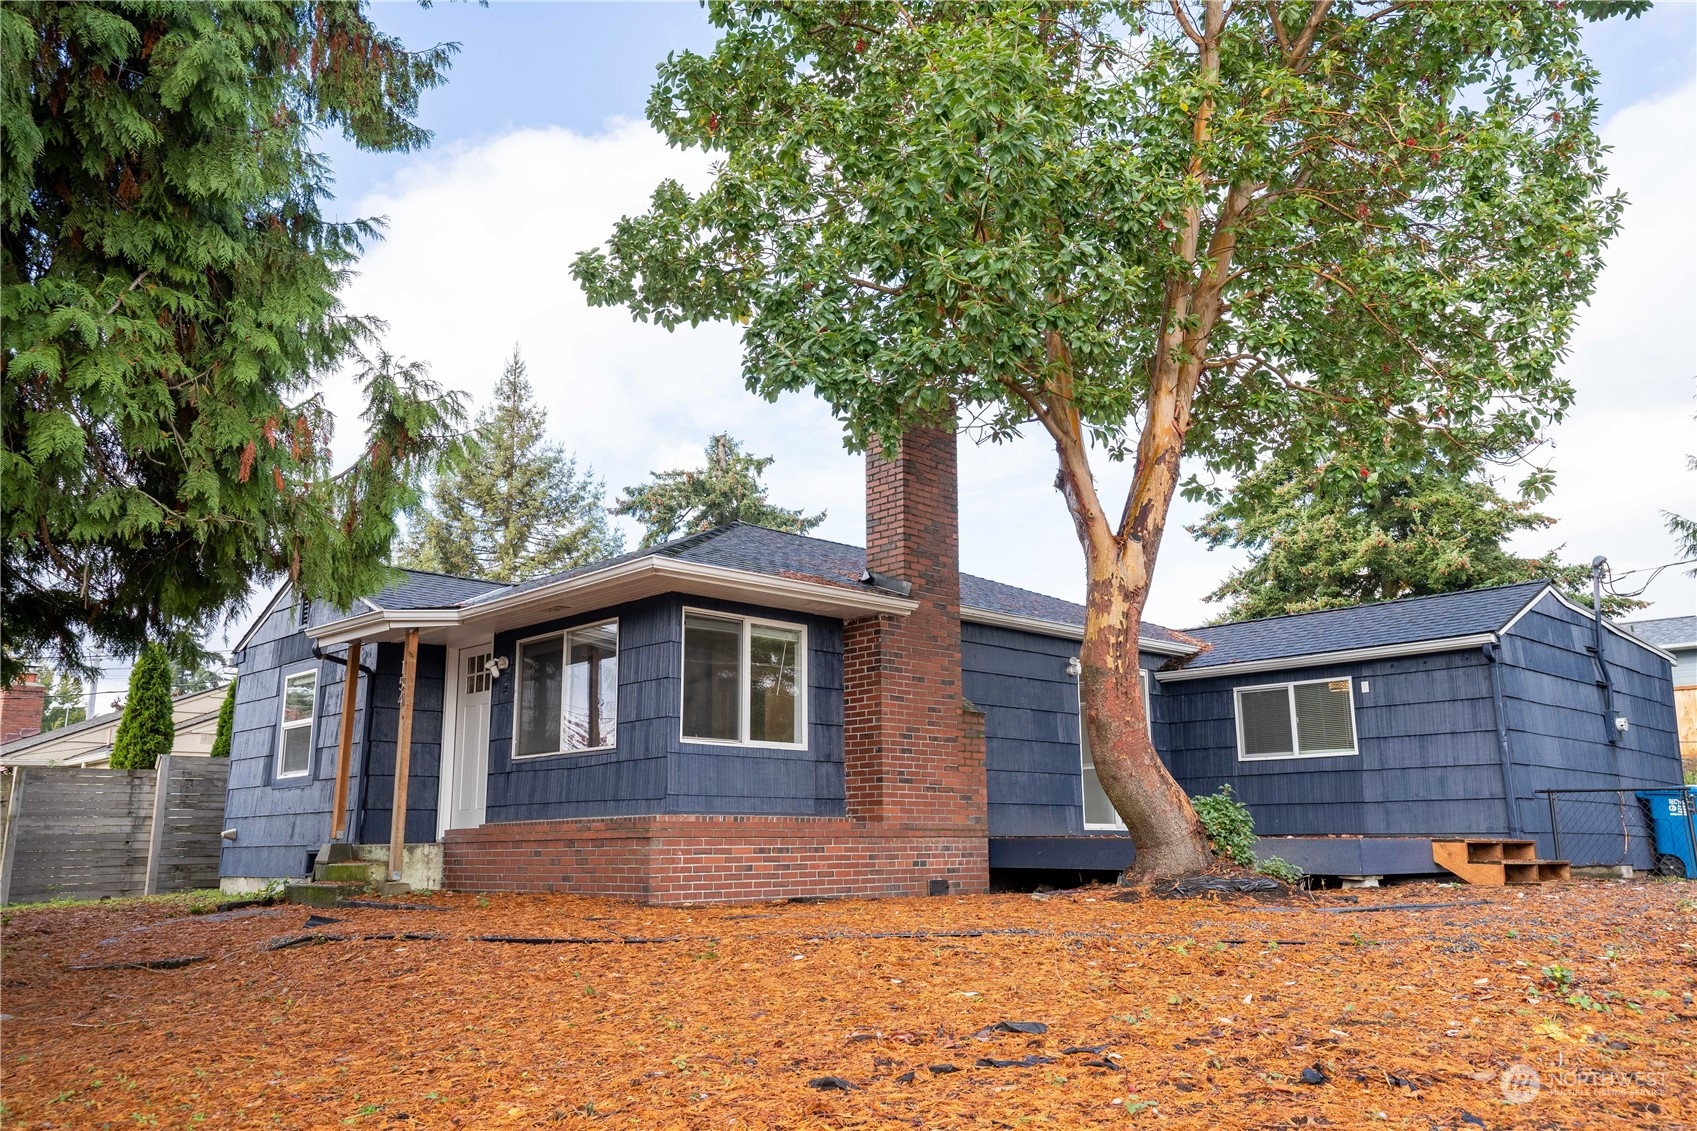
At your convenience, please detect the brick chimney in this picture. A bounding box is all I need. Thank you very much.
[0,673,48,745]
[844,426,985,831]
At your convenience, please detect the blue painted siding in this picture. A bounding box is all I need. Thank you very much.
[1158,651,1502,838]
[222,598,371,879]
[482,595,845,822]
[963,621,1166,838]
[355,642,447,846]
[1498,594,1682,857]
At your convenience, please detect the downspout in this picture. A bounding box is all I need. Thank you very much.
[1483,642,1524,836]
[1589,557,1620,746]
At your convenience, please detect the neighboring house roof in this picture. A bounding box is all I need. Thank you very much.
[1623,615,1697,651]
[0,685,230,767]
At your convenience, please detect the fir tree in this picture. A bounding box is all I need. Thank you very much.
[110,644,174,770]
[397,349,623,582]
[209,678,236,760]
[1193,454,1642,622]
[614,434,827,549]
[37,668,86,732]
[1,3,467,683]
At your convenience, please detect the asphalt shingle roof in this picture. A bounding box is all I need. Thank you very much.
[368,569,511,610]
[1622,615,1697,650]
[1174,580,1552,670]
[455,522,1193,646]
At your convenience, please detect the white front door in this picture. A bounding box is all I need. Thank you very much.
[444,644,493,831]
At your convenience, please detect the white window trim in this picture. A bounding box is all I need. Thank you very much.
[1078,669,1151,832]
[275,667,318,779]
[679,607,809,750]
[512,619,620,759]
[1233,676,1360,762]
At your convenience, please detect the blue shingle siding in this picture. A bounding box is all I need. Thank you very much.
[479,594,845,823]
[221,599,358,879]
[1498,594,1682,849]
[1159,651,1504,838]
[356,642,447,845]
[964,621,1170,838]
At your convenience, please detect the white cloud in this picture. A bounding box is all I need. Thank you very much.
[325,81,1694,633]
[1504,80,1697,617]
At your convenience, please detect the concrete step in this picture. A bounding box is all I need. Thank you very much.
[285,881,366,908]
[314,860,382,884]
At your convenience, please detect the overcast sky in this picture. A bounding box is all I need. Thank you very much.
[300,1,1696,636]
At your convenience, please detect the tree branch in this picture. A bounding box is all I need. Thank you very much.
[105,270,150,316]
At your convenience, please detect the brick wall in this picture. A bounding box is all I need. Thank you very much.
[0,674,47,745]
[846,427,982,829]
[442,812,987,903]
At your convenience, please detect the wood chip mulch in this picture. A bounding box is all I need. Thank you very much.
[1,881,1693,1128]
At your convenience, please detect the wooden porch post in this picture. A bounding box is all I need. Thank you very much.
[388,629,420,883]
[330,640,361,842]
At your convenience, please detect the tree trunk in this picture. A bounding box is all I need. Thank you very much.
[1078,556,1214,883]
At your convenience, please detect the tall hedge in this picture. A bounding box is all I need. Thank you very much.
[110,644,174,770]
[209,678,237,759]
[207,679,237,757]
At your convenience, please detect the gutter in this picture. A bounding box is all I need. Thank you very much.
[1153,633,1501,682]
[959,607,1198,656]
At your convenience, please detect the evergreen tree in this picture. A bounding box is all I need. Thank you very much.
[37,668,86,732]
[209,678,236,759]
[1,3,467,683]
[614,434,827,549]
[397,349,623,582]
[1193,455,1641,621]
[169,652,226,696]
[110,643,174,770]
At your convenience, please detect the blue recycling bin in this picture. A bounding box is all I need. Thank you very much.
[1636,788,1697,878]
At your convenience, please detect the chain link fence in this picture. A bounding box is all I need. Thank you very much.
[1537,788,1696,877]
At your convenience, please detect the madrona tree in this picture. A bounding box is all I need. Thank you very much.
[573,1,1635,879]
[2,3,465,681]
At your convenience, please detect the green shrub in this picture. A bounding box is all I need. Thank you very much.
[1193,785,1256,867]
[1255,855,1304,885]
[210,678,237,758]
[110,644,174,770]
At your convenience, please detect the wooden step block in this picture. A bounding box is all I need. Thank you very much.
[1501,842,1536,862]
[1504,862,1540,885]
[1433,840,1505,886]
[1536,861,1571,883]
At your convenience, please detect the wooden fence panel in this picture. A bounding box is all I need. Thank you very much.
[0,760,229,904]
[152,758,229,894]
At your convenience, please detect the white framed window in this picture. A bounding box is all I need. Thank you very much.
[514,621,619,757]
[1234,677,1358,761]
[1079,669,1151,831]
[681,609,807,747]
[276,669,317,779]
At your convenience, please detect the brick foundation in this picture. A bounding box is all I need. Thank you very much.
[441,813,988,904]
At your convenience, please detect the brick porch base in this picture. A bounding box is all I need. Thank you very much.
[441,814,989,905]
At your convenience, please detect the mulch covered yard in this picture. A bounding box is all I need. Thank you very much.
[1,881,1692,1129]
